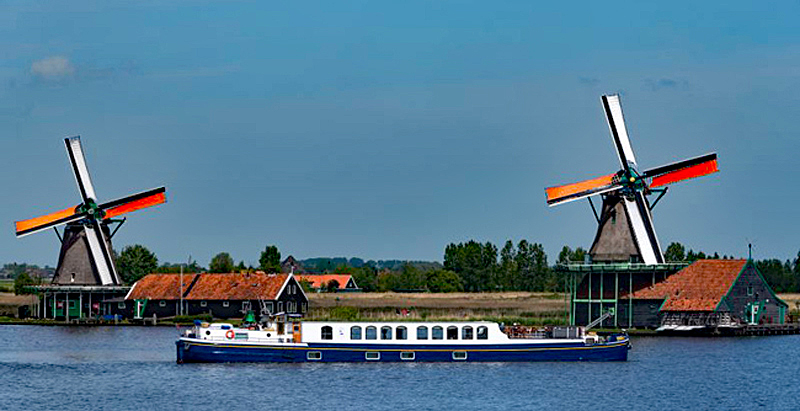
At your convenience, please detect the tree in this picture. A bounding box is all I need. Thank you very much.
[209,252,235,273]
[325,279,340,292]
[14,272,39,295]
[352,266,377,291]
[117,244,158,284]
[664,242,686,262]
[259,245,281,273]
[426,269,463,292]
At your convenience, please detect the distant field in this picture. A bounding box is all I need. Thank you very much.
[778,294,800,310]
[306,292,569,324]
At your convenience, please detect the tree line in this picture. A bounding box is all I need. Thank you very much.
[10,240,800,294]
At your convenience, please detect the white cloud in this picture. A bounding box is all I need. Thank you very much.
[30,56,75,80]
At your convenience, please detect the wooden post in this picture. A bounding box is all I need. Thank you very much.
[614,272,619,328]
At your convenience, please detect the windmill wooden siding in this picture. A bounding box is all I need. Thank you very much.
[122,272,308,320]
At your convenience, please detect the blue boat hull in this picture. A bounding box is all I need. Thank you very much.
[176,339,629,363]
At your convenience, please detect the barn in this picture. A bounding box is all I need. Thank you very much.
[297,274,359,292]
[119,272,308,320]
[622,259,788,331]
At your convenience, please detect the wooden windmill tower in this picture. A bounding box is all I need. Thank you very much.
[15,136,166,286]
[545,95,719,265]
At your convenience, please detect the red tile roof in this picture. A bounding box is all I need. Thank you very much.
[126,273,198,300]
[187,273,288,300]
[624,259,748,312]
[127,272,290,301]
[297,274,354,289]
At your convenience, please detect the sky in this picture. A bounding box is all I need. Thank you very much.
[2,1,800,268]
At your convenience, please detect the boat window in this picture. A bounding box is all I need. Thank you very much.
[447,326,458,340]
[396,326,408,340]
[452,351,468,360]
[365,352,380,361]
[462,326,474,340]
[307,351,321,361]
[366,326,377,340]
[432,326,443,340]
[477,326,488,340]
[381,326,392,340]
[351,326,362,340]
[321,326,333,340]
[400,351,415,361]
[417,326,428,340]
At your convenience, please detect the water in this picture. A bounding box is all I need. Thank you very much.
[1,325,798,411]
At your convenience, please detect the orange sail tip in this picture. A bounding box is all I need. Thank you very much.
[650,159,718,188]
[103,192,166,219]
[546,173,616,203]
[15,206,78,235]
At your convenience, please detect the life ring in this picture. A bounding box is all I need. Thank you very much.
[225,330,235,339]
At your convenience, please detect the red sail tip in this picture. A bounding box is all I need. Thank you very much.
[650,159,718,188]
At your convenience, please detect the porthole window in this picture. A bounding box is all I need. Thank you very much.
[462,326,474,340]
[351,326,362,340]
[366,326,377,340]
[200,301,207,307]
[417,326,428,340]
[400,351,415,361]
[447,326,458,340]
[365,352,380,361]
[117,302,126,309]
[381,326,392,340]
[432,326,444,340]
[396,326,408,340]
[477,326,488,340]
[307,351,322,360]
[222,301,229,308]
[452,351,468,360]
[159,300,166,307]
[321,326,333,340]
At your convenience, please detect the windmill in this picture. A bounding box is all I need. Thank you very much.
[15,136,166,286]
[545,95,718,265]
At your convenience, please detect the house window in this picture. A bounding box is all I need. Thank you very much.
[351,326,362,340]
[452,351,468,360]
[321,326,333,340]
[200,301,207,307]
[381,326,392,340]
[159,300,166,307]
[396,326,408,340]
[447,326,458,340]
[265,302,273,313]
[287,302,294,313]
[366,326,377,340]
[301,303,307,313]
[432,326,443,340]
[462,326,474,340]
[307,351,322,361]
[400,352,415,361]
[747,286,754,296]
[117,302,126,309]
[477,326,488,340]
[278,302,283,312]
[222,301,229,308]
[365,352,380,361]
[417,326,428,340]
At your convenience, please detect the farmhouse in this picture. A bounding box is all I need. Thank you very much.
[621,259,788,330]
[120,272,307,320]
[298,274,359,292]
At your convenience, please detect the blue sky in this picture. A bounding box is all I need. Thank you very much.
[2,1,799,267]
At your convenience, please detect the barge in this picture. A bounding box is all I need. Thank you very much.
[176,319,629,363]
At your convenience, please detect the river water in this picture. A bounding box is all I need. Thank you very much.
[0,325,798,410]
